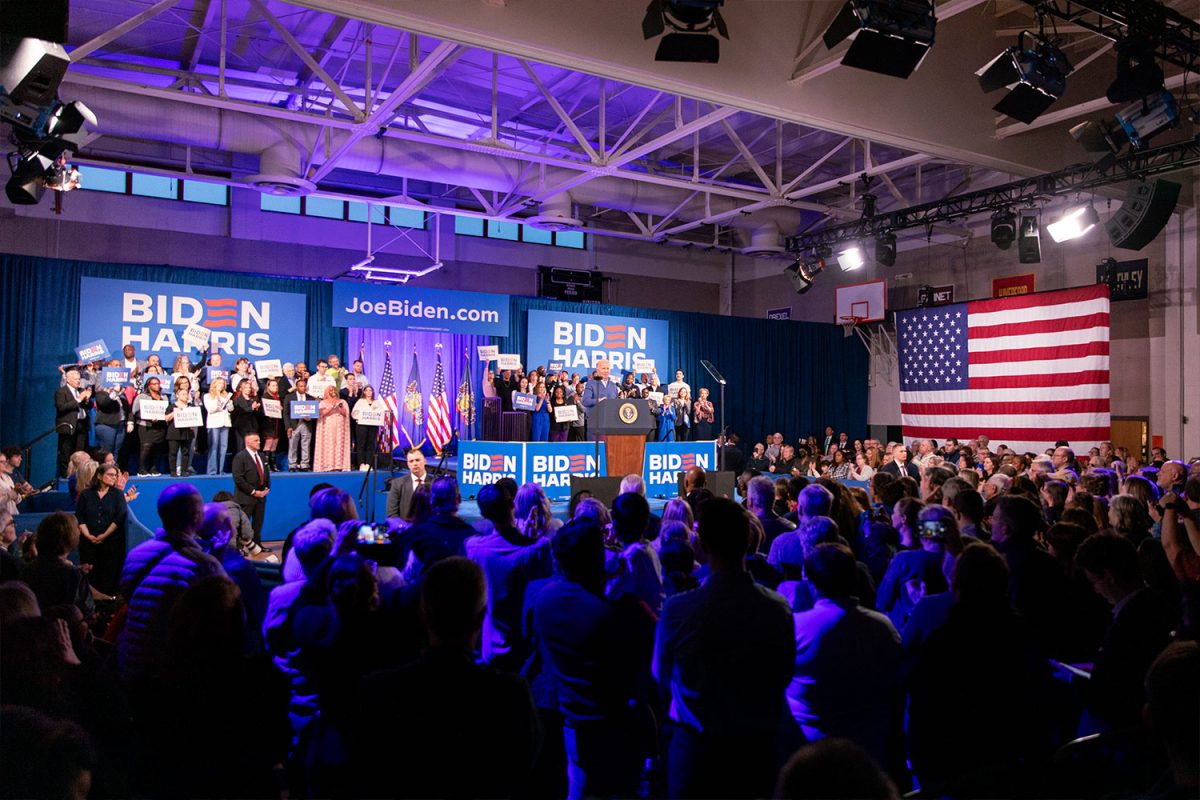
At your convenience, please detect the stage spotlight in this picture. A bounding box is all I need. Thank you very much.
[642,0,728,63]
[1107,37,1164,103]
[977,32,1073,124]
[990,208,1016,250]
[822,0,936,79]
[5,150,50,205]
[837,243,866,271]
[784,257,823,295]
[1017,208,1041,264]
[1046,204,1099,243]
[875,231,896,266]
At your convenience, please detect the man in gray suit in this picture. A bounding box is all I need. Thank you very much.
[386,448,433,520]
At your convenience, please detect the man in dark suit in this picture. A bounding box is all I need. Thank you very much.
[55,369,93,477]
[879,445,920,480]
[386,448,433,520]
[232,431,271,553]
[580,359,620,440]
[821,425,835,455]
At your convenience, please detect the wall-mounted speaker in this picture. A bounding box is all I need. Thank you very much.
[1106,179,1180,251]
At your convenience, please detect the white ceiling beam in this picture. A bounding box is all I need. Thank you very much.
[70,0,184,62]
[780,137,852,194]
[718,118,777,193]
[307,40,463,183]
[247,0,364,120]
[520,60,600,162]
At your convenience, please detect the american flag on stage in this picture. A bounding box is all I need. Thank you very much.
[897,284,1111,454]
[427,348,453,454]
[378,347,401,448]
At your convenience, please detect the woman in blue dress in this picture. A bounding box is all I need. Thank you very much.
[656,393,676,442]
[530,383,550,442]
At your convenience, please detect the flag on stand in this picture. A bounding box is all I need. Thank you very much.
[897,284,1110,454]
[378,347,400,450]
[427,347,453,454]
[455,348,476,431]
[401,348,424,448]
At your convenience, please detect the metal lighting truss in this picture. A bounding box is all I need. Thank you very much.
[785,134,1200,252]
[1018,0,1200,72]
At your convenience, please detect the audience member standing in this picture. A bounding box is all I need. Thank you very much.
[75,462,127,598]
[203,376,233,475]
[655,497,795,799]
[54,369,93,478]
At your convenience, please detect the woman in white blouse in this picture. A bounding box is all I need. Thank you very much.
[203,376,233,475]
[350,385,386,470]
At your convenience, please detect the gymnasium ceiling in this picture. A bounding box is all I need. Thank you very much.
[57,0,1200,251]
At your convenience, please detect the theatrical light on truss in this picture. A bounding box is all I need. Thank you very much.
[976,31,1073,124]
[1046,204,1100,243]
[875,231,897,267]
[837,243,866,271]
[784,255,824,295]
[1107,37,1164,104]
[641,0,728,63]
[822,0,936,79]
[5,149,50,204]
[990,208,1016,250]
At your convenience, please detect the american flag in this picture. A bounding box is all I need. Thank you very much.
[427,348,453,454]
[378,347,401,447]
[897,284,1110,454]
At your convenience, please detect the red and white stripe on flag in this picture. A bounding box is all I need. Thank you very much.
[427,354,453,452]
[898,284,1111,454]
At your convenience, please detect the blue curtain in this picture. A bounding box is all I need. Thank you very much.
[0,253,345,484]
[495,297,868,450]
[350,327,488,453]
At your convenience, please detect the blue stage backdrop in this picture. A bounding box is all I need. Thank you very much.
[643,441,719,498]
[350,326,488,452]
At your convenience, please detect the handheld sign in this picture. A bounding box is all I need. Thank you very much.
[140,399,168,421]
[632,358,656,374]
[307,375,334,399]
[206,367,230,385]
[102,368,130,387]
[497,354,521,371]
[554,404,578,423]
[76,339,110,364]
[358,408,386,426]
[173,406,203,428]
[262,398,282,419]
[255,359,283,378]
[513,392,536,411]
[290,400,318,419]
[477,345,499,361]
[648,391,664,404]
[548,361,564,373]
[182,324,211,350]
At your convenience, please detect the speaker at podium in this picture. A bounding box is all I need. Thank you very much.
[586,398,656,477]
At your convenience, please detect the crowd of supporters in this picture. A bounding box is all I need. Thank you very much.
[1,424,1198,799]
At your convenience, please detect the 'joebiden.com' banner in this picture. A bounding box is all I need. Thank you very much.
[526,309,669,375]
[80,277,308,361]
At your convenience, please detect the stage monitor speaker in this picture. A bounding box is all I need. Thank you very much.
[569,476,627,508]
[675,470,736,501]
[1106,179,1180,251]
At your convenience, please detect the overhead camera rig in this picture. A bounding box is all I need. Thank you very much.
[785,135,1200,253]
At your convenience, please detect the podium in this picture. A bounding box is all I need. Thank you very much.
[588,398,657,478]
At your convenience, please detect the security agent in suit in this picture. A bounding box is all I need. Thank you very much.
[232,431,271,549]
[55,369,94,478]
[386,448,434,520]
[580,359,621,439]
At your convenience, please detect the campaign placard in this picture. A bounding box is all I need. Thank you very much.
[548,361,564,373]
[457,441,525,499]
[206,367,230,385]
[140,399,168,421]
[496,354,522,371]
[255,359,283,378]
[172,406,202,427]
[553,404,578,423]
[76,339,110,364]
[525,442,607,501]
[102,368,130,387]
[647,391,664,405]
[641,441,718,498]
[513,392,536,411]
[357,408,386,426]
[182,324,211,350]
[290,400,318,419]
[477,345,499,361]
[632,358,656,374]
[262,398,282,419]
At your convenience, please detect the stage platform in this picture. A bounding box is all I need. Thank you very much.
[108,468,671,546]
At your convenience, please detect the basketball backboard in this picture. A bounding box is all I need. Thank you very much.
[835,280,887,324]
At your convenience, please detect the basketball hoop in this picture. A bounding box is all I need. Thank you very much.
[839,315,865,338]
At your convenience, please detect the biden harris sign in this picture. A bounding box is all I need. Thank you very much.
[526,309,669,374]
[80,277,307,361]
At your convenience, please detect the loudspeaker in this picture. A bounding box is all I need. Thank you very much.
[675,470,736,501]
[1018,209,1041,264]
[1106,179,1180,251]
[568,476,627,508]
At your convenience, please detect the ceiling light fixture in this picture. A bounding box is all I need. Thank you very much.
[977,31,1073,124]
[837,244,866,271]
[822,0,937,79]
[990,208,1016,250]
[641,0,728,63]
[1046,204,1100,243]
